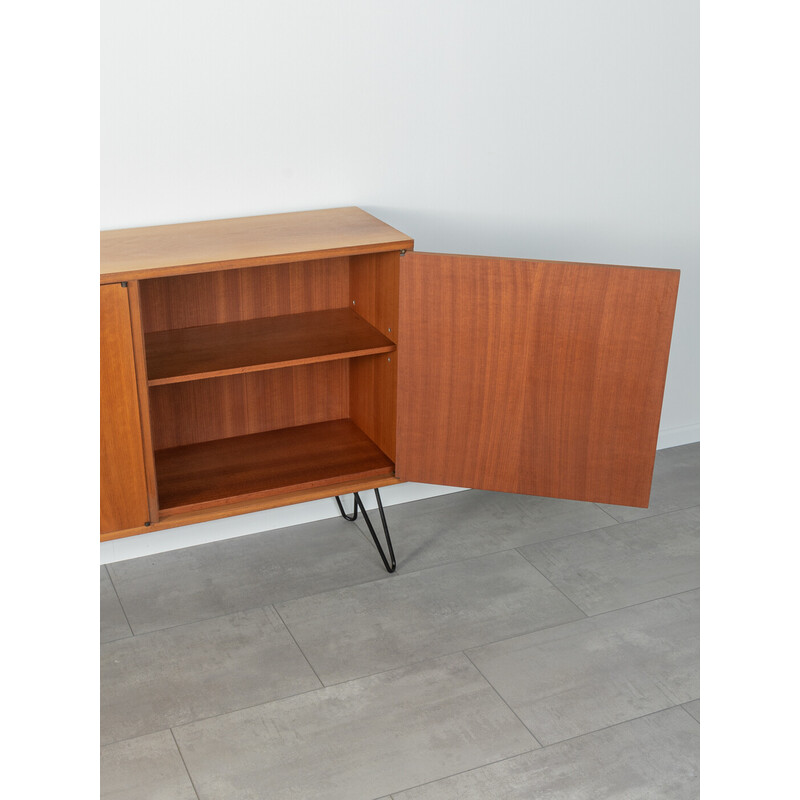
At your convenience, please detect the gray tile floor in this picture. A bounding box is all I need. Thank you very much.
[101,443,699,799]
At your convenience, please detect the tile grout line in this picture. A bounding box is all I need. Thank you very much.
[293,600,592,689]
[457,587,700,664]
[102,502,697,639]
[103,583,701,749]
[579,585,700,618]
[680,701,701,724]
[514,505,700,617]
[110,568,395,638]
[118,544,583,639]
[386,745,543,798]
[463,649,545,749]
[372,499,700,579]
[108,701,700,793]
[103,653,512,751]
[598,484,700,525]
[102,566,698,745]
[102,670,341,748]
[531,702,700,749]
[590,501,624,526]
[518,503,701,553]
[272,603,326,688]
[108,600,649,749]
[169,728,201,800]
[384,520,622,580]
[102,521,393,636]
[511,551,590,618]
[390,702,699,797]
[106,590,699,746]
[103,565,135,639]
[103,727,172,749]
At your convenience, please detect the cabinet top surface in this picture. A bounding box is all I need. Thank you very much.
[100,207,414,283]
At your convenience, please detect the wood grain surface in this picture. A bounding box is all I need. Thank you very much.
[100,475,402,540]
[346,251,400,461]
[349,251,400,343]
[350,353,397,462]
[100,284,151,533]
[145,308,395,385]
[396,252,679,507]
[138,257,349,333]
[154,419,395,514]
[148,361,350,450]
[125,280,160,521]
[101,207,414,283]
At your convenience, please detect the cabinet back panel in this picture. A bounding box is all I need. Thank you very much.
[139,258,349,333]
[149,361,349,450]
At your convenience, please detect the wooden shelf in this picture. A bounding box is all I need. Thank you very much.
[154,419,395,515]
[146,308,395,386]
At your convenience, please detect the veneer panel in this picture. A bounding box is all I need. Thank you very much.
[146,308,394,386]
[155,419,395,514]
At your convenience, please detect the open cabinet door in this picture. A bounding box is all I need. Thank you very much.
[396,252,679,507]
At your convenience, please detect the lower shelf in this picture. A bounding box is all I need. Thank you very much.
[154,418,395,515]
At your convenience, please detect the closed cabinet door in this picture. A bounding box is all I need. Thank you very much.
[396,252,679,508]
[100,283,150,534]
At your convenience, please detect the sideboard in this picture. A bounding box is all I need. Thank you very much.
[100,206,679,565]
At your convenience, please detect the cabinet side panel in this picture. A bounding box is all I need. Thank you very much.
[349,353,397,462]
[397,253,679,507]
[349,251,399,342]
[100,284,151,534]
[348,251,399,461]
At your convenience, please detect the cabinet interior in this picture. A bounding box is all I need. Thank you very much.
[138,252,399,516]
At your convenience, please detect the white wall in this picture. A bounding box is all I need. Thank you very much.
[100,0,699,563]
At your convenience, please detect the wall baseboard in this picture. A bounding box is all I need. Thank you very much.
[100,425,700,565]
[657,423,700,450]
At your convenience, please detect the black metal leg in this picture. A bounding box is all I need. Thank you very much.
[335,488,396,573]
[334,494,358,521]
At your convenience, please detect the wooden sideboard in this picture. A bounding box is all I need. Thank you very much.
[100,206,679,543]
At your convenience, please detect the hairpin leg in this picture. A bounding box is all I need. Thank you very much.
[335,488,396,573]
[334,494,358,522]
